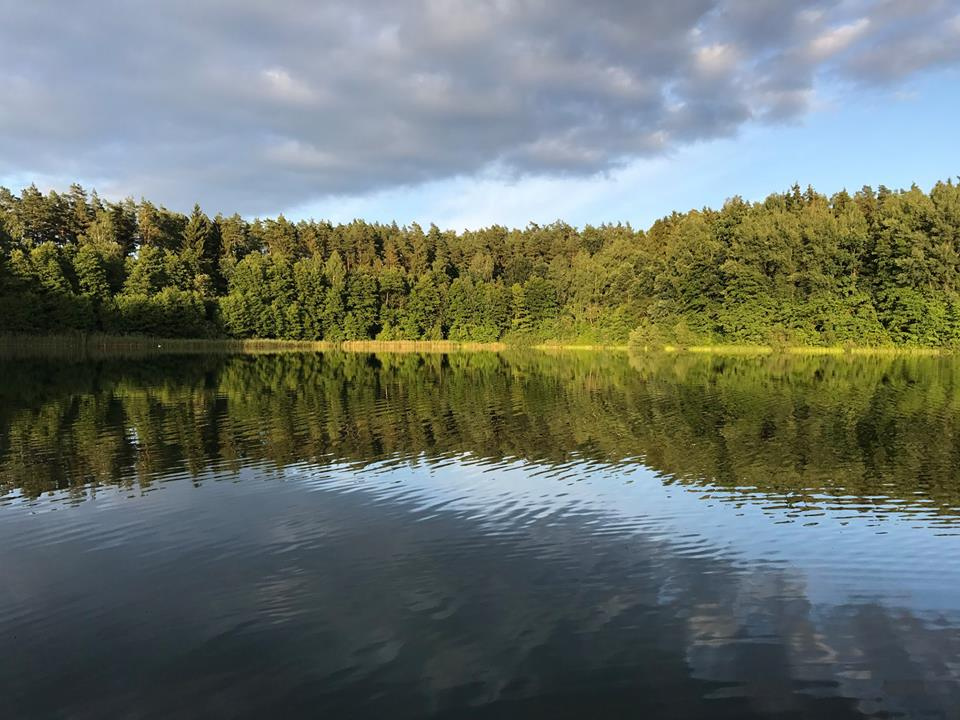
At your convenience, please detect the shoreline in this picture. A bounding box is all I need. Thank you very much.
[0,334,951,357]
[0,334,507,357]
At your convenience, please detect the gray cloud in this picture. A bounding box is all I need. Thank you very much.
[0,0,957,214]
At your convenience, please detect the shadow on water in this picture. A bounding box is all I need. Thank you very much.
[1,350,959,718]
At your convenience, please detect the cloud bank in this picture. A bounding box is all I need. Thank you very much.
[1,0,957,213]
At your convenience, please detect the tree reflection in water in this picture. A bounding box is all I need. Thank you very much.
[0,349,959,718]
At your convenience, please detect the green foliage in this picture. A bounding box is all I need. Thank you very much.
[402,272,445,339]
[114,288,212,338]
[345,270,379,339]
[4,180,960,345]
[73,245,113,329]
[123,245,168,296]
[293,257,328,339]
[628,318,667,348]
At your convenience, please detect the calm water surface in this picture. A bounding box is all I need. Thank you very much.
[2,349,960,719]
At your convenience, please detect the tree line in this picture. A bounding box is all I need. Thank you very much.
[2,179,960,344]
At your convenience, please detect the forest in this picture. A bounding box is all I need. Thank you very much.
[1,179,960,345]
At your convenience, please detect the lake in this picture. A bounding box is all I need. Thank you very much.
[1,349,959,719]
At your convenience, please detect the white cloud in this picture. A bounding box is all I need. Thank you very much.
[694,43,741,76]
[808,18,871,60]
[0,0,957,214]
[260,67,318,105]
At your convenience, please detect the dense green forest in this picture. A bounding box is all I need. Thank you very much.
[3,350,960,522]
[2,180,960,344]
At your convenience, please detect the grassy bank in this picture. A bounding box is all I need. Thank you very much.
[632,343,947,356]
[525,339,948,356]
[340,340,506,353]
[532,343,629,352]
[0,334,507,359]
[0,333,951,359]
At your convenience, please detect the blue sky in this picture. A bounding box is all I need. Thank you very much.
[1,1,958,230]
[291,66,960,230]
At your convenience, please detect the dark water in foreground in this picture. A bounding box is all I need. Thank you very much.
[2,350,960,719]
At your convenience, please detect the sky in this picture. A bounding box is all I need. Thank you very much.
[1,0,958,230]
